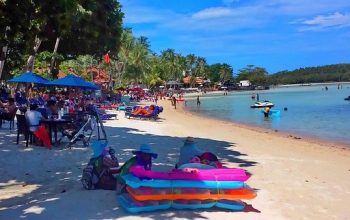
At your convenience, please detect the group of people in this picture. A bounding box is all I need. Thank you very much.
[114,136,222,193]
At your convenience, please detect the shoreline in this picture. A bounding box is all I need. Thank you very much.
[179,103,350,149]
[160,99,350,219]
[276,81,350,87]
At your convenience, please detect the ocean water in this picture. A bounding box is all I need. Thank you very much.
[184,84,350,145]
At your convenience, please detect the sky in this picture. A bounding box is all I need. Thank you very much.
[119,0,350,73]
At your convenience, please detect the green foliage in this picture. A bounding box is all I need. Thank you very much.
[10,51,65,79]
[1,0,124,79]
[207,63,233,83]
[44,0,124,57]
[159,49,186,81]
[268,64,350,85]
[59,54,99,80]
[237,65,268,85]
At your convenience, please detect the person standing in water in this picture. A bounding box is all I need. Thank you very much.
[256,93,260,102]
[264,106,270,118]
[196,96,201,107]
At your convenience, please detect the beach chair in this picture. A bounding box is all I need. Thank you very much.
[16,114,33,147]
[98,108,117,120]
[127,106,162,121]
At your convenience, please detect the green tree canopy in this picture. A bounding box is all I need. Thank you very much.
[237,65,268,86]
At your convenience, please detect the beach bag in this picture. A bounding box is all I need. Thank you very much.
[81,164,99,190]
[81,156,118,190]
[81,156,103,190]
[96,175,117,190]
[103,156,118,168]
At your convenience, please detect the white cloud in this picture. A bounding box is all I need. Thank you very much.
[192,7,233,19]
[297,12,350,31]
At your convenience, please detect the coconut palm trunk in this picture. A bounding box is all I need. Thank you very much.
[26,37,42,72]
[50,36,60,78]
[0,45,7,80]
[0,27,10,80]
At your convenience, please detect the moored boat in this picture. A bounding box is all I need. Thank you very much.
[250,101,274,108]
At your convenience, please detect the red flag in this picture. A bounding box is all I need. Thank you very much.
[104,53,110,64]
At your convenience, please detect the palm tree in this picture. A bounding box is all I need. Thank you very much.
[220,63,233,84]
[118,29,151,85]
[185,54,196,75]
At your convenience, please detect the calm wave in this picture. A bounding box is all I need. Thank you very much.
[184,84,350,145]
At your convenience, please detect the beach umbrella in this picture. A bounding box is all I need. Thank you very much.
[8,71,49,85]
[48,74,99,90]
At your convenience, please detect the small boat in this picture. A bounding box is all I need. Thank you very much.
[251,101,274,108]
[345,96,350,101]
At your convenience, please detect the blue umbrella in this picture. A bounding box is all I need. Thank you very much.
[48,74,99,90]
[8,71,49,85]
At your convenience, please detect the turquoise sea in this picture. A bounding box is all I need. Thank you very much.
[184,84,350,145]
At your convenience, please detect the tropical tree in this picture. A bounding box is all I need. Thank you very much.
[59,54,100,80]
[185,54,196,75]
[220,63,234,83]
[237,65,268,85]
[207,63,222,83]
[0,0,124,79]
[144,55,163,88]
[119,33,151,84]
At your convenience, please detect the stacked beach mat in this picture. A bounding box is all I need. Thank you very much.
[117,166,256,213]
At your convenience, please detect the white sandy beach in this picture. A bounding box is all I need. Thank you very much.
[0,99,350,220]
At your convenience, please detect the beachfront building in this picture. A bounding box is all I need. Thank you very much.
[165,80,183,90]
[182,76,211,88]
[239,80,251,87]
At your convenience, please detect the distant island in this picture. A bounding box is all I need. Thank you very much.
[268,64,350,85]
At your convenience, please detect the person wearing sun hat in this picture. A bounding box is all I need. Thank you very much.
[132,144,158,170]
[116,144,158,194]
[176,137,203,168]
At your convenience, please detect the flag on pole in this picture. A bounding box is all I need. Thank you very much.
[104,53,110,64]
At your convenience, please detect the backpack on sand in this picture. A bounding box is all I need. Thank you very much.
[81,155,119,190]
[81,157,101,190]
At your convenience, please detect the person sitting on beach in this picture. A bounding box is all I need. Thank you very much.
[176,137,203,168]
[131,105,155,116]
[46,100,58,118]
[132,144,158,170]
[116,144,158,194]
[25,104,52,149]
[25,104,44,133]
[0,98,17,127]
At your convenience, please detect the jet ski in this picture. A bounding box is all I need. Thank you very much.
[345,96,350,101]
[251,101,274,108]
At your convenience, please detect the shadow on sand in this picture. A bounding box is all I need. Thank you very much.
[0,122,258,219]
